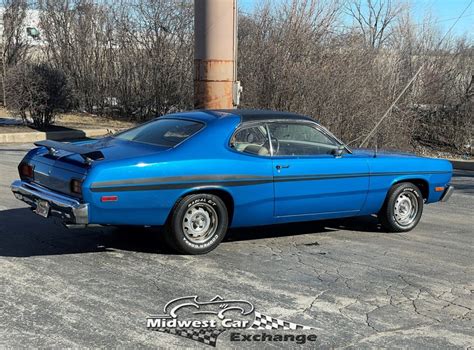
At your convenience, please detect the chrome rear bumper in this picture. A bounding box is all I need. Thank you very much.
[11,180,89,224]
[440,185,454,202]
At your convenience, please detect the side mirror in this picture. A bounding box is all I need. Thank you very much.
[332,146,344,158]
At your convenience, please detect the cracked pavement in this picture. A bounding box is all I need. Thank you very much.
[0,143,473,349]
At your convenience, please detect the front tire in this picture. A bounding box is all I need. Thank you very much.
[165,193,228,254]
[379,183,424,232]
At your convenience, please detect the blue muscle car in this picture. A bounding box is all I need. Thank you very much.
[11,109,454,254]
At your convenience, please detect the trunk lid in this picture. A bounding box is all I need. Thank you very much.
[30,157,87,198]
[28,137,170,197]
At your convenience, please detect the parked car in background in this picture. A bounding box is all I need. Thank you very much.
[11,109,454,254]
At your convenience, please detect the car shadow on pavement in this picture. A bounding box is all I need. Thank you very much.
[0,208,383,257]
[226,215,383,243]
[0,208,174,257]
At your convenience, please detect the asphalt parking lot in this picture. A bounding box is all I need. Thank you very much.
[0,143,472,349]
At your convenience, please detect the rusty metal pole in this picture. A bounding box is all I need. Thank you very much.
[194,0,237,109]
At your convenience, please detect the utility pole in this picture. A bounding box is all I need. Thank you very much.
[0,9,6,107]
[194,0,240,109]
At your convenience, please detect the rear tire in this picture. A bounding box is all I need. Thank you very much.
[165,193,228,254]
[379,182,424,232]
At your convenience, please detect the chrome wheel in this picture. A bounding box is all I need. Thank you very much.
[182,202,218,244]
[394,191,418,226]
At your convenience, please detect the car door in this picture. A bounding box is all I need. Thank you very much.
[268,121,370,217]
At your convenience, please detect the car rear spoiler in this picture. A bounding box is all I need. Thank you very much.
[34,140,104,164]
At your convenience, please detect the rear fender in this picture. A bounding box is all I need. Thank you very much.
[172,184,274,228]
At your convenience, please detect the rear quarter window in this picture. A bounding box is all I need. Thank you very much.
[115,118,203,147]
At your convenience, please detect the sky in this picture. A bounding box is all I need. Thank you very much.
[239,0,474,38]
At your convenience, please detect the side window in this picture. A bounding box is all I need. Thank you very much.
[231,124,271,156]
[268,123,339,156]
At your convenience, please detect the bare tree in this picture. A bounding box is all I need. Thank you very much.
[346,0,404,49]
[1,0,28,106]
[38,0,193,119]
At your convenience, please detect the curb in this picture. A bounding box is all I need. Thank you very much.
[0,128,117,143]
[450,160,474,171]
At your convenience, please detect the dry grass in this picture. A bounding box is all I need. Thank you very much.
[55,112,136,129]
[0,107,136,134]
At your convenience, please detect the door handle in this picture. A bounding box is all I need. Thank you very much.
[276,164,290,170]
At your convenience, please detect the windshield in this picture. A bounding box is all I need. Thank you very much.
[114,118,204,147]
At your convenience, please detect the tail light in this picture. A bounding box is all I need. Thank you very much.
[70,179,83,195]
[19,163,34,179]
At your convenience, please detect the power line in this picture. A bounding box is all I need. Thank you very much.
[429,13,474,24]
[239,7,474,28]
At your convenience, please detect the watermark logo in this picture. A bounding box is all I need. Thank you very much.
[147,295,316,347]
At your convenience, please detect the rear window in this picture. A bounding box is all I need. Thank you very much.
[115,118,203,147]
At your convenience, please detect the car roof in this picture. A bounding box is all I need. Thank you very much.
[167,109,315,124]
[210,109,315,123]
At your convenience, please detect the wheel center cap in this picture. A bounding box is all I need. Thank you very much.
[190,212,210,234]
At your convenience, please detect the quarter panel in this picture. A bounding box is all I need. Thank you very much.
[83,151,275,227]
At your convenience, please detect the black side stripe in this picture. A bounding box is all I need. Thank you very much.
[90,171,450,193]
[92,174,272,188]
[91,179,272,192]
